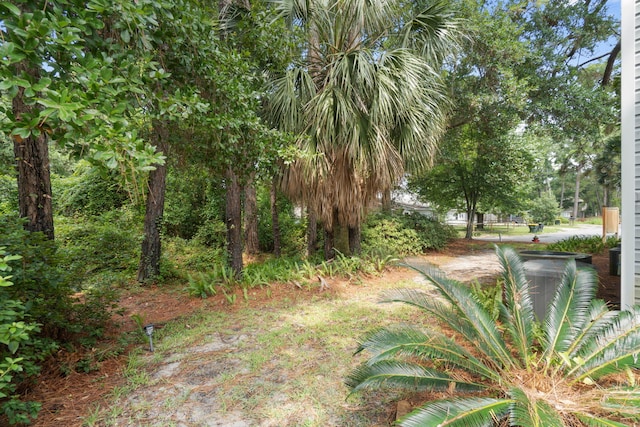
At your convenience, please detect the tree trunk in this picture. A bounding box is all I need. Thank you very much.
[348,225,361,255]
[381,188,392,213]
[137,120,169,282]
[244,174,259,255]
[226,167,243,278]
[476,212,484,230]
[271,178,281,257]
[307,206,317,257]
[323,226,335,260]
[12,64,54,240]
[465,208,475,240]
[559,179,565,210]
[573,167,581,219]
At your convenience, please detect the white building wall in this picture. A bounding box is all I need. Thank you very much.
[621,0,640,308]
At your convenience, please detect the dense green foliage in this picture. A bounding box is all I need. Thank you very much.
[547,235,621,255]
[0,217,124,424]
[362,212,457,256]
[527,192,560,225]
[349,246,640,426]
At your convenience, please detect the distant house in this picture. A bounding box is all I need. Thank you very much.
[621,1,638,307]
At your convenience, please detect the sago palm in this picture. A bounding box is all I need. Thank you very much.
[347,246,640,426]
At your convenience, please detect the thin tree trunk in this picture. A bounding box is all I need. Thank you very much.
[137,120,169,282]
[381,189,392,213]
[226,167,243,278]
[465,207,476,240]
[244,173,259,255]
[559,179,565,210]
[573,167,581,219]
[12,63,54,240]
[307,206,317,257]
[348,225,361,255]
[271,178,281,257]
[323,226,335,260]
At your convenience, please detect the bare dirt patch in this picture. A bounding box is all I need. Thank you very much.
[25,239,620,427]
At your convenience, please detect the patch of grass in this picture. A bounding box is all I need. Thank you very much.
[100,270,425,426]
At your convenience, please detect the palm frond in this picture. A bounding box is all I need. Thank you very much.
[355,325,499,381]
[574,412,631,427]
[411,266,517,370]
[509,387,566,427]
[567,306,640,383]
[564,299,618,364]
[600,389,640,417]
[495,246,536,367]
[542,261,598,367]
[346,360,484,394]
[397,397,512,427]
[397,0,467,65]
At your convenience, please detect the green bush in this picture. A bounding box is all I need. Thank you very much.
[362,212,456,256]
[0,175,17,216]
[547,235,620,254]
[527,192,560,225]
[56,162,129,217]
[56,209,142,287]
[0,248,54,425]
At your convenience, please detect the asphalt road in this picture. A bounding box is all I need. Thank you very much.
[476,223,612,244]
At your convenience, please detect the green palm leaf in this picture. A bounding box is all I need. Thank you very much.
[543,261,598,366]
[509,387,565,427]
[355,325,499,381]
[397,397,512,427]
[600,389,640,416]
[568,306,640,382]
[565,299,617,361]
[574,412,631,427]
[346,360,484,394]
[495,246,535,367]
[418,265,516,370]
[382,280,512,367]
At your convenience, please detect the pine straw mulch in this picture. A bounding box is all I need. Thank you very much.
[14,239,623,427]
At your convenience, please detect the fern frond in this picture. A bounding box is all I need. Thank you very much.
[397,397,511,427]
[355,325,500,381]
[346,360,484,394]
[543,262,598,366]
[495,246,536,367]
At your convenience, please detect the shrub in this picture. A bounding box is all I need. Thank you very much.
[56,209,142,287]
[56,162,129,217]
[362,212,456,256]
[348,246,640,426]
[527,192,560,225]
[547,235,620,254]
[0,248,55,425]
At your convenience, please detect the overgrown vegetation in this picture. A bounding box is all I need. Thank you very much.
[348,246,640,426]
[0,216,123,424]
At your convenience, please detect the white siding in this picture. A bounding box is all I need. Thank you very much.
[622,0,638,308]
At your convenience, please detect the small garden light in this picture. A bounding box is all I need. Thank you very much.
[144,324,154,352]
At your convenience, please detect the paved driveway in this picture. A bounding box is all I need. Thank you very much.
[477,224,611,244]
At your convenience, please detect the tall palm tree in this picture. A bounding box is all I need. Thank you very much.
[268,0,464,258]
